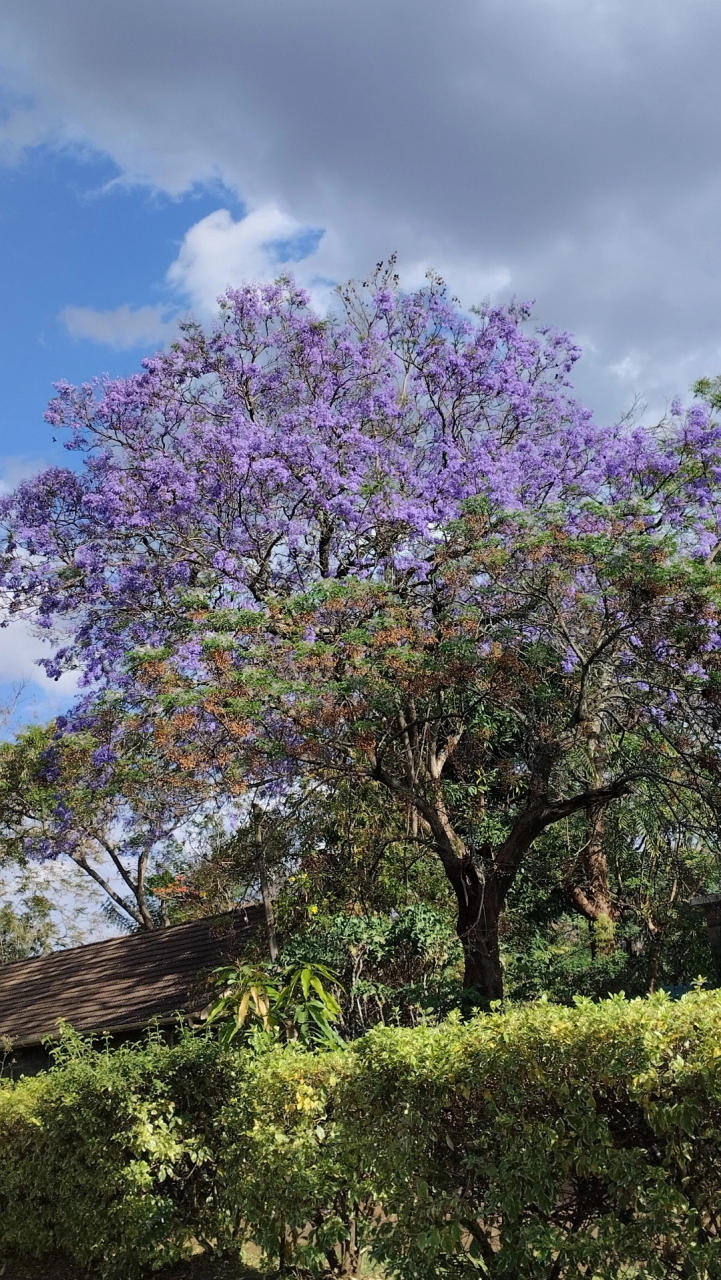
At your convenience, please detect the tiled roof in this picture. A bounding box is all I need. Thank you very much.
[0,907,264,1048]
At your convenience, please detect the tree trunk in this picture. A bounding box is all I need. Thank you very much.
[446,858,504,1001]
[566,808,617,925]
[395,770,630,1005]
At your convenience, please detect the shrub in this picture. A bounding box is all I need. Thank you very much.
[0,1030,230,1276]
[278,906,464,1034]
[2,993,721,1277]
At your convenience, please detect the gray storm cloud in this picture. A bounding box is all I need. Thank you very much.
[2,0,721,417]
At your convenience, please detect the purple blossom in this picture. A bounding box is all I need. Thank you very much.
[0,274,720,702]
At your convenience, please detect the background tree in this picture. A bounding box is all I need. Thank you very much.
[151,794,319,956]
[502,785,717,1001]
[694,374,721,412]
[0,710,211,931]
[0,854,104,961]
[157,778,463,1031]
[0,892,56,964]
[162,777,451,923]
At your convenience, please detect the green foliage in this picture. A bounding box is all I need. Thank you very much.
[206,959,345,1050]
[279,905,464,1033]
[0,1031,227,1278]
[0,893,56,965]
[4,995,721,1277]
[500,791,719,1003]
[503,907,714,1004]
[694,374,721,411]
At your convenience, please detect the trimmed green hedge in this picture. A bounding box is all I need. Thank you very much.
[2,993,721,1278]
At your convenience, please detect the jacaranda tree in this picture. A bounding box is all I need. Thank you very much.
[3,267,721,998]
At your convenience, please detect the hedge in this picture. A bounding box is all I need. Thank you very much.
[2,992,721,1278]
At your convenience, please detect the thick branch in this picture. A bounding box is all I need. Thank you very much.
[91,829,141,897]
[493,779,632,882]
[567,882,605,922]
[369,757,467,869]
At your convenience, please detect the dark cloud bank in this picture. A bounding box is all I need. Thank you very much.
[2,0,721,418]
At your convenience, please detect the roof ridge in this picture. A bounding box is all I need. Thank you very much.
[0,903,263,974]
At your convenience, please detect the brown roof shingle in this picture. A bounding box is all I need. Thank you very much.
[0,907,264,1048]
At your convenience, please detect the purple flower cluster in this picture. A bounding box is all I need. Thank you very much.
[1,276,720,694]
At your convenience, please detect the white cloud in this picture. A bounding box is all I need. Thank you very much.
[397,258,512,307]
[166,204,330,315]
[0,454,49,496]
[60,302,177,350]
[0,621,77,694]
[57,207,332,351]
[2,0,721,418]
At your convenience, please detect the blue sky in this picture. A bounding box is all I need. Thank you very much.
[0,150,244,456]
[0,153,252,723]
[0,147,330,463]
[2,0,721,725]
